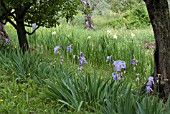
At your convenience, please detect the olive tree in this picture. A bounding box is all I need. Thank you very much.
[144,0,170,99]
[0,0,80,51]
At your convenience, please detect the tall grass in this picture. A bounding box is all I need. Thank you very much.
[0,14,160,113]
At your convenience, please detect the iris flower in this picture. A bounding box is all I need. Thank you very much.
[113,60,126,71]
[146,76,154,93]
[67,44,73,52]
[112,72,117,80]
[54,45,61,54]
[78,51,88,70]
[130,59,135,65]
[5,38,9,43]
[106,56,112,62]
[32,23,36,30]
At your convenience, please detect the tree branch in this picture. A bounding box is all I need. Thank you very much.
[6,18,17,30]
[25,25,41,35]
[0,1,16,20]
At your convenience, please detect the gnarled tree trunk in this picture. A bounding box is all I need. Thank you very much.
[0,20,8,45]
[144,0,170,99]
[80,0,94,29]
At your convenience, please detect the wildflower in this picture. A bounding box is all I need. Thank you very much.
[5,38,9,43]
[67,44,73,52]
[80,56,88,64]
[78,65,82,70]
[113,60,126,71]
[120,73,123,80]
[107,30,111,34]
[79,51,83,56]
[60,57,63,64]
[112,72,117,80]
[54,45,60,54]
[78,51,88,70]
[0,99,3,102]
[106,56,112,62]
[52,31,56,35]
[113,34,117,39]
[146,76,154,93]
[130,59,135,65]
[87,36,91,39]
[32,23,36,30]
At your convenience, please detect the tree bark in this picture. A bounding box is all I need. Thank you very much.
[16,19,29,52]
[144,0,170,99]
[0,20,8,45]
[0,20,8,38]
[80,0,94,29]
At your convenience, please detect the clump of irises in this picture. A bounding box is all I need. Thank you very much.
[112,60,126,80]
[78,51,88,70]
[54,45,63,64]
[53,45,89,70]
[106,56,126,80]
[146,76,154,93]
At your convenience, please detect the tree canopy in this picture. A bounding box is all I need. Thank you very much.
[0,0,80,51]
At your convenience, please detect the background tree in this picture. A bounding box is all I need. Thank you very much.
[144,0,170,99]
[0,0,80,52]
[80,0,95,29]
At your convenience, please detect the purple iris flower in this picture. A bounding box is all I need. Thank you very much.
[80,56,88,64]
[5,38,9,43]
[79,51,84,56]
[106,56,112,62]
[79,60,83,65]
[78,65,82,70]
[146,76,154,93]
[54,45,61,54]
[112,72,117,80]
[60,58,63,64]
[130,59,135,65]
[113,60,126,71]
[67,44,73,52]
[78,51,88,70]
[148,76,154,84]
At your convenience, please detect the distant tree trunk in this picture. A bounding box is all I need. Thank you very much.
[80,0,94,29]
[144,0,170,99]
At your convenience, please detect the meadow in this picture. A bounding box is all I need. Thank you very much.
[0,12,170,114]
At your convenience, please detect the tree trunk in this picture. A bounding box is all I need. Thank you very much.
[16,19,29,52]
[0,20,8,45]
[144,0,170,99]
[80,0,94,29]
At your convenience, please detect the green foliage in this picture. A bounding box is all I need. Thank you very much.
[0,21,168,113]
[0,49,42,80]
[0,0,80,28]
[44,68,170,113]
[111,0,141,13]
[110,0,150,29]
[44,69,114,112]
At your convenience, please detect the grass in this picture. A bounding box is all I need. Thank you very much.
[1,13,168,113]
